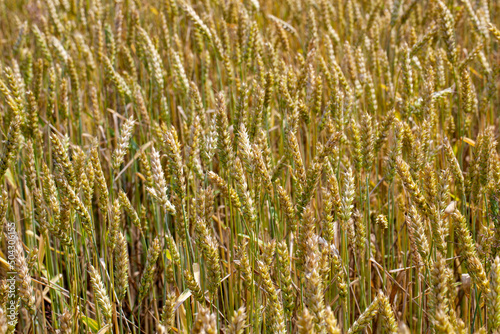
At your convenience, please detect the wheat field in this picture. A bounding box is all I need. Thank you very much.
[0,0,499,332]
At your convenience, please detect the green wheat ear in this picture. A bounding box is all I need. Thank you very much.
[3,0,500,331]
